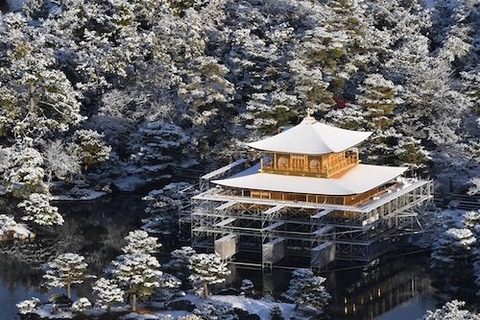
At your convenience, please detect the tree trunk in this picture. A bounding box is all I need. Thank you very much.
[28,82,36,112]
[203,282,209,298]
[67,274,71,300]
[132,293,137,312]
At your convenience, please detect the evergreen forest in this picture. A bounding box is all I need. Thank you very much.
[1,0,480,319]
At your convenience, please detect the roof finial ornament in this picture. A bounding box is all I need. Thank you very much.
[303,107,317,124]
[306,107,314,117]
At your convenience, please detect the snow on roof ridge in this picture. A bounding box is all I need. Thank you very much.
[300,115,318,125]
[246,117,372,155]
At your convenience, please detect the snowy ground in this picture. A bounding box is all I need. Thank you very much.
[51,190,107,201]
[211,295,303,319]
[28,295,317,320]
[34,304,74,319]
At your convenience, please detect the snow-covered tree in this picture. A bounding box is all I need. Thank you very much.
[0,214,34,240]
[357,73,403,131]
[188,253,230,297]
[71,297,92,313]
[111,252,162,311]
[193,300,238,320]
[431,228,476,268]
[1,142,47,199]
[92,278,125,310]
[110,227,163,311]
[282,269,331,310]
[73,129,111,172]
[18,193,64,226]
[468,178,480,196]
[288,59,334,111]
[16,297,40,315]
[133,121,191,178]
[270,303,284,320]
[164,246,197,286]
[143,182,193,214]
[325,103,366,132]
[122,230,161,255]
[179,56,235,127]
[240,279,254,297]
[178,315,202,320]
[386,32,474,176]
[42,140,81,182]
[463,210,480,257]
[43,253,90,300]
[0,0,477,198]
[421,300,480,320]
[158,273,182,289]
[0,13,83,141]
[0,214,17,231]
[463,211,480,235]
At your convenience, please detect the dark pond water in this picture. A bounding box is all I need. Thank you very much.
[0,194,457,320]
[1,0,28,13]
[0,1,8,13]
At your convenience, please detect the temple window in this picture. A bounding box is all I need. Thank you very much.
[277,156,288,168]
[309,159,320,170]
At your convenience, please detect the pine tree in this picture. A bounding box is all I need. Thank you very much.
[240,279,254,297]
[111,230,163,311]
[92,278,125,310]
[73,129,112,173]
[188,253,230,297]
[122,230,161,255]
[468,178,480,196]
[16,298,40,315]
[111,252,162,311]
[357,73,403,131]
[270,303,284,320]
[134,121,190,178]
[18,193,64,226]
[193,300,238,320]
[2,142,48,199]
[164,246,197,286]
[179,56,235,127]
[282,269,331,310]
[422,300,480,320]
[0,12,83,141]
[71,297,92,313]
[462,210,480,254]
[42,253,90,300]
[431,228,476,268]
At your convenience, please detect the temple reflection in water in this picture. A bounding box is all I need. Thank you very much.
[327,254,435,319]
[240,253,435,320]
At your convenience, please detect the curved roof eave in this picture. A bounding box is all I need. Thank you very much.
[246,118,372,155]
[212,163,407,196]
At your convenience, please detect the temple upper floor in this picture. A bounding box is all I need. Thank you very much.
[260,149,359,178]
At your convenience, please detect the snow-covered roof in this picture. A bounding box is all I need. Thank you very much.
[246,116,372,155]
[212,163,407,196]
